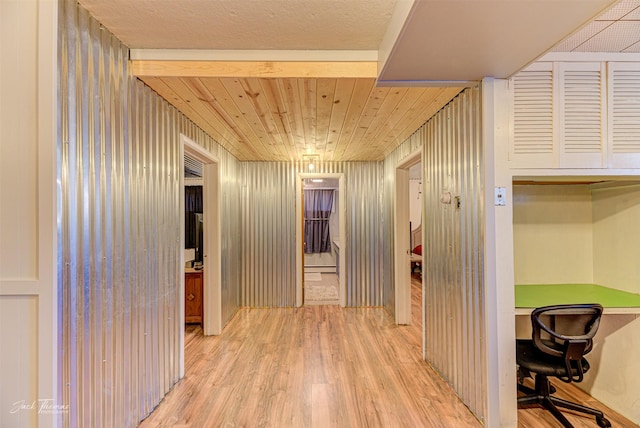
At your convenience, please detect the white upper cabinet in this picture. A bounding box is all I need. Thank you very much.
[511,62,554,167]
[608,62,640,169]
[509,60,640,169]
[557,62,606,168]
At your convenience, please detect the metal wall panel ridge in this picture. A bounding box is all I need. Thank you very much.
[240,162,298,307]
[216,148,242,325]
[419,86,487,422]
[239,161,385,307]
[57,1,241,426]
[382,135,425,315]
[343,162,385,307]
[179,118,242,326]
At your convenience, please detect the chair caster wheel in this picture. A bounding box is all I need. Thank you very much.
[596,416,611,427]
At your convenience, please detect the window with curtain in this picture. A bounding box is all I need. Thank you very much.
[185,185,202,248]
[304,189,335,253]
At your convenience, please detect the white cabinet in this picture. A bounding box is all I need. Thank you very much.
[510,62,554,168]
[557,62,606,168]
[509,61,640,170]
[607,62,640,169]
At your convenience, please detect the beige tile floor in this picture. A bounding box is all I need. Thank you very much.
[304,273,339,305]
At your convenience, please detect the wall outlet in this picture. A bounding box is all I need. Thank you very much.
[495,187,506,206]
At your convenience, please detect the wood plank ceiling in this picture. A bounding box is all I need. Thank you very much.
[80,0,630,162]
[138,74,463,161]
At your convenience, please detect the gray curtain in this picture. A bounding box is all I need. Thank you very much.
[185,186,203,249]
[304,189,335,253]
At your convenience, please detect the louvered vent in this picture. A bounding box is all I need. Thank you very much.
[184,154,203,178]
[563,69,602,153]
[513,70,554,154]
[611,69,640,153]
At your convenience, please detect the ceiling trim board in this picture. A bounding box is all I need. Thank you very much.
[130,49,379,62]
[538,52,640,62]
[131,60,378,79]
[376,79,477,87]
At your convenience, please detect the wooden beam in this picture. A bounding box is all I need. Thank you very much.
[131,60,378,79]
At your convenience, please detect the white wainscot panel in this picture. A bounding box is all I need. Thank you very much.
[0,296,38,427]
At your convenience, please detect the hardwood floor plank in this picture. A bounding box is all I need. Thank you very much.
[311,384,331,428]
[139,276,636,427]
[140,301,481,427]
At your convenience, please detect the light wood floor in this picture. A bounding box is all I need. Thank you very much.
[139,275,637,428]
[517,369,639,427]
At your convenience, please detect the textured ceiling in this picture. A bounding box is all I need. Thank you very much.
[552,0,640,52]
[78,0,638,161]
[77,0,398,50]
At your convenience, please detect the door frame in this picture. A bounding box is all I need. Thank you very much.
[179,135,222,372]
[296,172,346,307]
[394,148,423,325]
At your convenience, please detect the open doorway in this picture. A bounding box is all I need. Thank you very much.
[179,135,221,375]
[296,173,346,307]
[302,177,340,305]
[394,149,423,326]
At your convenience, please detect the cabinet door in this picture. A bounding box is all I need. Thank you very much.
[510,62,555,168]
[510,61,607,169]
[608,62,640,169]
[558,62,606,168]
[185,272,203,324]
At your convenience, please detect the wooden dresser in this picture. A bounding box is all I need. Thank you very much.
[184,269,203,325]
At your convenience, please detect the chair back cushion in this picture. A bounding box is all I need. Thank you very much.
[530,303,603,382]
[531,304,602,356]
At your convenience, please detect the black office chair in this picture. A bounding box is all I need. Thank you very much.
[516,304,611,428]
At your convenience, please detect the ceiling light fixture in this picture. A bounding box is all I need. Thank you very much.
[302,154,320,171]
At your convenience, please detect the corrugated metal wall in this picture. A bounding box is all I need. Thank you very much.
[421,86,487,422]
[240,161,384,307]
[241,162,297,306]
[57,1,241,426]
[218,151,242,325]
[58,1,483,425]
[342,162,385,306]
[382,136,425,315]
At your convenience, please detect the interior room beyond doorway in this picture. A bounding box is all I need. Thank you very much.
[408,162,423,325]
[303,177,340,305]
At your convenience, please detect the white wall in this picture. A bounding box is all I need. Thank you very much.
[492,60,640,425]
[592,184,640,293]
[488,78,518,428]
[512,182,640,290]
[0,1,57,427]
[589,184,640,423]
[513,184,594,284]
[512,182,640,424]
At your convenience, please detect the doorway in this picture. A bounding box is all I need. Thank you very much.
[394,149,423,325]
[296,173,346,307]
[179,135,221,375]
[302,177,339,305]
